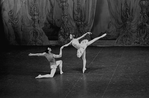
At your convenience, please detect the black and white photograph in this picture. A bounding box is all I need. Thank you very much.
[0,0,149,98]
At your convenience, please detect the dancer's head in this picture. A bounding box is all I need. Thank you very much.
[45,47,52,54]
[69,34,75,40]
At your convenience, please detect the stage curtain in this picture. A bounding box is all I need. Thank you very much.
[1,0,97,45]
[1,0,62,45]
[107,0,149,45]
[58,0,97,43]
[1,0,149,45]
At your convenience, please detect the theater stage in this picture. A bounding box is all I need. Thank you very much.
[0,46,149,98]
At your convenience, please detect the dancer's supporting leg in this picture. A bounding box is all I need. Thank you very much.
[35,60,63,78]
[82,50,87,73]
[35,68,56,78]
[56,60,63,74]
[87,33,107,46]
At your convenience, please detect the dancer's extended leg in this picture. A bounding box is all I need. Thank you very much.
[35,66,57,78]
[56,60,63,74]
[35,68,56,78]
[82,50,87,73]
[88,33,107,46]
[49,68,57,77]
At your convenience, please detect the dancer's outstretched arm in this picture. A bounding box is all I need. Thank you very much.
[53,46,63,58]
[29,52,46,56]
[53,50,62,58]
[63,40,72,47]
[76,32,92,40]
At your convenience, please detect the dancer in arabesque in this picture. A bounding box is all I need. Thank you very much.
[62,32,107,73]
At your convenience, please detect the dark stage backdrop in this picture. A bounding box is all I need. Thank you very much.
[1,0,149,46]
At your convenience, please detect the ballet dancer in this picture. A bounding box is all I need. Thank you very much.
[29,46,64,78]
[62,32,107,73]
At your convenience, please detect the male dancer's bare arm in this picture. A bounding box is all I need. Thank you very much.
[63,41,72,47]
[28,52,46,56]
[53,46,63,58]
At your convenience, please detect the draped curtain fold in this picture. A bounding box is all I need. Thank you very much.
[2,0,149,45]
[107,0,140,45]
[107,0,149,45]
[72,0,97,33]
[1,0,97,45]
[1,0,62,45]
[58,0,97,43]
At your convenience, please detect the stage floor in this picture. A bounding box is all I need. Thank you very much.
[0,46,149,98]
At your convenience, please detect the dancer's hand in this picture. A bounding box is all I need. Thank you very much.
[28,53,37,56]
[87,32,91,34]
[28,53,33,56]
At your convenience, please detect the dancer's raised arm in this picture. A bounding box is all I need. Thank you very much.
[28,52,46,56]
[62,40,72,47]
[53,46,63,58]
[76,32,92,40]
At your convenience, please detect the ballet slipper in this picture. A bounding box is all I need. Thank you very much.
[35,74,42,79]
[60,71,63,74]
[83,68,86,73]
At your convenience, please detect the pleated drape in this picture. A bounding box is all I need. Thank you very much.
[1,0,149,45]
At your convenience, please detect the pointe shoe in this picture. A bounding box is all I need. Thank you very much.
[83,68,86,73]
[35,74,42,79]
[60,71,63,74]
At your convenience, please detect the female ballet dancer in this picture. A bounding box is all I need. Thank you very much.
[62,32,107,73]
[29,46,64,78]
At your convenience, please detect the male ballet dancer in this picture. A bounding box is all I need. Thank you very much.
[29,46,64,78]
